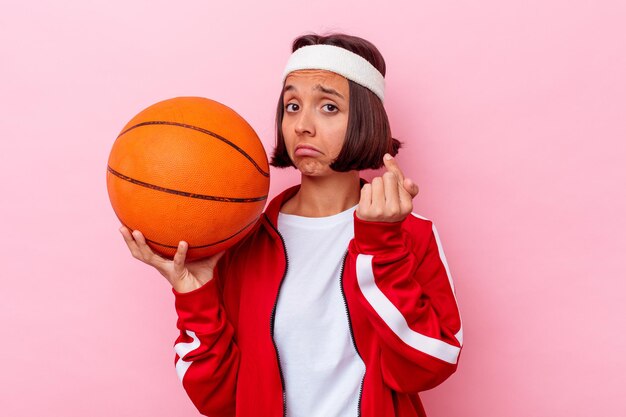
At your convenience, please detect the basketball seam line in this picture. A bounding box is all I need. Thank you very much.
[119,217,259,249]
[107,166,267,203]
[117,121,270,177]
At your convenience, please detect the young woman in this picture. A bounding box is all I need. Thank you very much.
[120,33,463,417]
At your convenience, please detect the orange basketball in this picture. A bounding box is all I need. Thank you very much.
[107,96,270,261]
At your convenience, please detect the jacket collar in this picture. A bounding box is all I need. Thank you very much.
[262,178,368,227]
[263,183,302,227]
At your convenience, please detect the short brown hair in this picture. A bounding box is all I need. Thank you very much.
[270,33,401,172]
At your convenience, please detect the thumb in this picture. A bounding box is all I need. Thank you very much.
[403,178,419,198]
[173,241,188,274]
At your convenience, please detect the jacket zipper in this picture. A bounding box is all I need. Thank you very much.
[266,214,288,417]
[267,214,365,417]
[339,250,366,417]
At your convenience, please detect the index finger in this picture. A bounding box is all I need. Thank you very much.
[382,153,405,184]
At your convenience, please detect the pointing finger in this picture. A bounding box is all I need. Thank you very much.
[383,153,406,185]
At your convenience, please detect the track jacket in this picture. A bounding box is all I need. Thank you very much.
[172,183,463,417]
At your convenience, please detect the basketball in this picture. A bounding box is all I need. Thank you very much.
[107,96,270,261]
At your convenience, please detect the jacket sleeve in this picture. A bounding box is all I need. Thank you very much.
[172,255,239,417]
[350,213,463,393]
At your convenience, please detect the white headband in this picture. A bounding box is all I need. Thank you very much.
[282,44,385,102]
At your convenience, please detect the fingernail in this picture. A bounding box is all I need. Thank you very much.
[384,153,392,161]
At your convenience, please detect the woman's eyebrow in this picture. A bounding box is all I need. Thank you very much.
[314,84,344,99]
[283,84,345,100]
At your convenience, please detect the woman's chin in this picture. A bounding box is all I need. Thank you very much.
[295,159,330,177]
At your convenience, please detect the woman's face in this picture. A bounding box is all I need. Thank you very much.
[281,69,350,177]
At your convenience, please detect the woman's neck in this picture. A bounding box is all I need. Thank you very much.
[280,171,361,217]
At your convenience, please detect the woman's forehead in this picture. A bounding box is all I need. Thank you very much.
[284,69,348,90]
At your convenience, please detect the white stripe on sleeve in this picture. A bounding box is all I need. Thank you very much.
[356,253,461,364]
[411,213,463,345]
[174,330,200,381]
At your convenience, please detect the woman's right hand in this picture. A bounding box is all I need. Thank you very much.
[119,226,225,293]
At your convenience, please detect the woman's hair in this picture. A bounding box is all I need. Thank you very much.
[270,33,402,171]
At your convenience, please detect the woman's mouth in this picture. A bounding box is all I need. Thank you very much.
[294,145,322,157]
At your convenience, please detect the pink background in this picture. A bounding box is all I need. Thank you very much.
[1,1,624,416]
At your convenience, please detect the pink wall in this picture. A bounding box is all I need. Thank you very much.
[1,1,624,416]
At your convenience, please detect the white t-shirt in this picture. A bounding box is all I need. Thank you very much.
[275,205,366,417]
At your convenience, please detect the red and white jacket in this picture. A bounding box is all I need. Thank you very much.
[172,183,463,417]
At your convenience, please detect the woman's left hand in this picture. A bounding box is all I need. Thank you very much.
[356,153,419,223]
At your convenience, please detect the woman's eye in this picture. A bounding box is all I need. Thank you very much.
[323,104,338,112]
[285,103,299,112]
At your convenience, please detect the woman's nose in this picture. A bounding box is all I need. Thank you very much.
[294,109,315,136]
